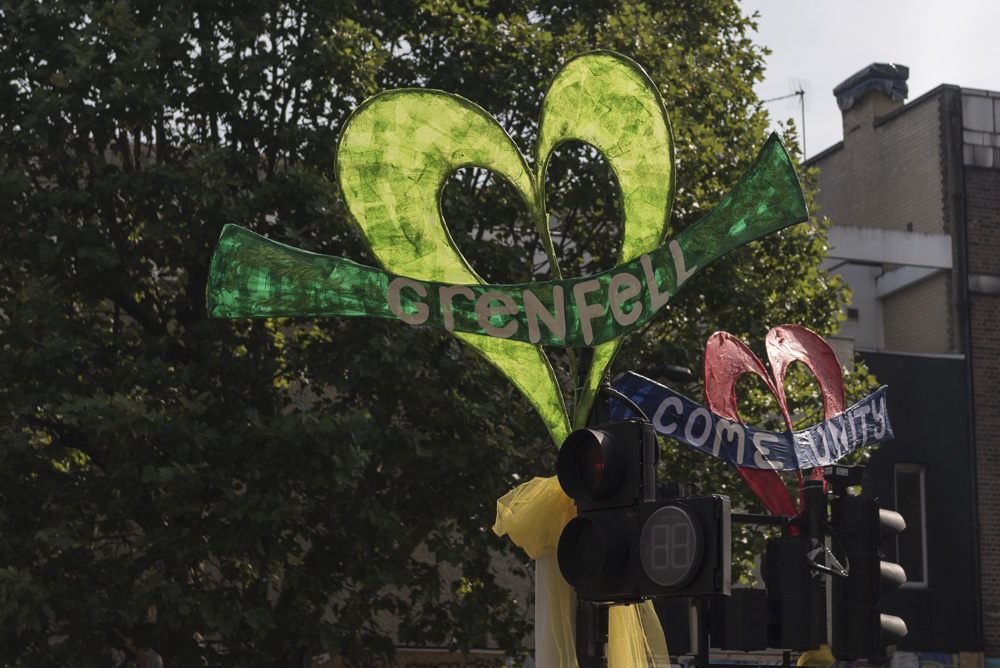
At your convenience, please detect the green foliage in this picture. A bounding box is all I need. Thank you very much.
[0,0,869,664]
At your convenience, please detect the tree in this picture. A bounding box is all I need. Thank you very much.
[0,0,871,664]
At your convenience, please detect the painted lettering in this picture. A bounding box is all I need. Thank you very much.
[439,284,475,331]
[803,430,825,463]
[573,279,606,345]
[475,290,519,339]
[523,286,566,344]
[872,396,887,439]
[818,428,832,460]
[609,272,643,326]
[685,407,712,448]
[640,254,671,311]
[670,240,697,287]
[388,277,429,325]
[652,396,684,435]
[713,419,745,464]
[752,432,784,469]
[857,404,871,448]
[827,416,848,459]
[381,241,704,344]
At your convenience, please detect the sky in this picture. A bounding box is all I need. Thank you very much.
[740,0,1000,160]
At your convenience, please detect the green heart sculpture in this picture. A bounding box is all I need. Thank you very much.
[207,51,808,446]
[339,50,677,445]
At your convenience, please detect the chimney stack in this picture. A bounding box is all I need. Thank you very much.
[833,63,909,138]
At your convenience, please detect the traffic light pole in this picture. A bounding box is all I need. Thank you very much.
[534,554,559,668]
[697,598,710,668]
[576,600,610,668]
[571,351,610,668]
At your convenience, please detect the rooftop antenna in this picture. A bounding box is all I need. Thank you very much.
[764,78,811,159]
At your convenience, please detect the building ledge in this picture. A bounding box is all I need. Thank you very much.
[855,347,966,360]
[827,225,953,269]
[876,266,943,299]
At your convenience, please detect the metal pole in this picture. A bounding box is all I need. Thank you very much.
[576,601,609,668]
[697,598,710,668]
[535,555,559,668]
[799,90,807,160]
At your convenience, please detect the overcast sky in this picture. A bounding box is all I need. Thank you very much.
[739,0,1000,159]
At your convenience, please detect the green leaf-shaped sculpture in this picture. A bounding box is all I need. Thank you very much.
[208,51,808,446]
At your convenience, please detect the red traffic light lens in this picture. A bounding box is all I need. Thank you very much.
[557,428,627,502]
[578,438,605,494]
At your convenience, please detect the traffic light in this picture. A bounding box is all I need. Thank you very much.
[557,419,656,513]
[710,481,829,653]
[764,534,827,651]
[556,418,731,603]
[830,493,908,661]
[709,588,768,652]
[764,481,828,652]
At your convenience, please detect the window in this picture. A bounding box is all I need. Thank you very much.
[894,463,928,587]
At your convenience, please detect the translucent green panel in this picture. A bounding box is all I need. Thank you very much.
[337,90,539,285]
[536,51,674,268]
[454,332,569,445]
[336,86,569,444]
[208,228,391,319]
[573,341,621,430]
[208,133,806,349]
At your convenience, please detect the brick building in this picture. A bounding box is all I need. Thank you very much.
[809,63,1000,657]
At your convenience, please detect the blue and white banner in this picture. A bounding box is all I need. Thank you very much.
[610,372,893,470]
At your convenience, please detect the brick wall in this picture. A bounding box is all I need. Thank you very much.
[814,92,947,234]
[812,88,960,355]
[967,165,1000,654]
[883,272,953,353]
[967,169,1000,276]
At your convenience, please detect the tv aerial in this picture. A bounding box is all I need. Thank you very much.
[764,78,812,159]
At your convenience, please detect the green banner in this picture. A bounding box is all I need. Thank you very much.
[208,132,806,348]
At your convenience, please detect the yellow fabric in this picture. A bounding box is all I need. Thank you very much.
[494,476,576,560]
[609,601,671,668]
[493,476,670,668]
[797,644,835,667]
[542,551,578,668]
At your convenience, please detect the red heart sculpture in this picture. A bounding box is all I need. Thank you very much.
[703,324,846,517]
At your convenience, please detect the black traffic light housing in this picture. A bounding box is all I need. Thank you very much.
[707,469,911,661]
[557,419,656,512]
[764,534,827,651]
[556,418,731,603]
[710,481,829,653]
[765,481,829,652]
[829,489,908,661]
[556,418,654,602]
[638,495,731,598]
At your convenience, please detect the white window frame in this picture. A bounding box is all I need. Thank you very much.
[894,463,929,588]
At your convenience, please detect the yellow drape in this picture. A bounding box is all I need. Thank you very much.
[493,476,670,668]
[797,645,834,667]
